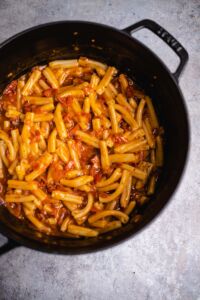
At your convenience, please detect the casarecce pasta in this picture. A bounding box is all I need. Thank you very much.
[0,57,164,238]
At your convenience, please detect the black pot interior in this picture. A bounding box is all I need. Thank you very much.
[0,21,189,253]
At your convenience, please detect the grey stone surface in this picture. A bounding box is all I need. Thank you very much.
[0,0,200,299]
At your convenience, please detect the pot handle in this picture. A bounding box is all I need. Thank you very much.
[123,19,188,81]
[0,238,19,255]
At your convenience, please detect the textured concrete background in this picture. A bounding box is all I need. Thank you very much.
[0,1,200,299]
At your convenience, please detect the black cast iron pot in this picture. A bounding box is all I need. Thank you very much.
[0,19,189,255]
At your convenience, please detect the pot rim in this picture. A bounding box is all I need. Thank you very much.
[0,20,190,254]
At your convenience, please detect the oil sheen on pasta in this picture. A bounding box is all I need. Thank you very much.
[0,57,164,238]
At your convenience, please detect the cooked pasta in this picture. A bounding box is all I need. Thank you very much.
[0,57,164,238]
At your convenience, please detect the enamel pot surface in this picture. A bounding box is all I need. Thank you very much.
[0,20,189,254]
